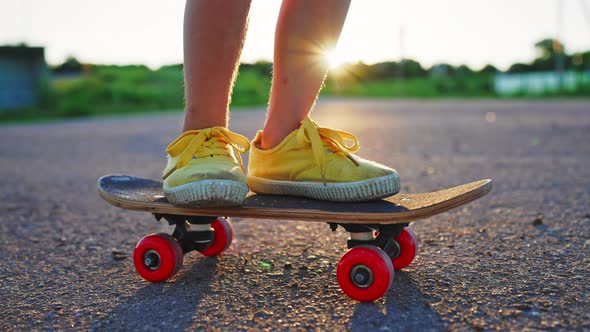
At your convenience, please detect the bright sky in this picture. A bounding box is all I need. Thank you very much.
[1,0,589,70]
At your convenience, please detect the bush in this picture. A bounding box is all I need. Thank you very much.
[232,70,270,105]
[45,64,270,117]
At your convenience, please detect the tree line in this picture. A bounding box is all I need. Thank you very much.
[52,38,588,82]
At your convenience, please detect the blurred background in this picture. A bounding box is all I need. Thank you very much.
[1,0,589,122]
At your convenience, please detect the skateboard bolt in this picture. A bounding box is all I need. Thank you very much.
[144,257,153,266]
[143,250,160,269]
[354,273,367,284]
[350,265,373,288]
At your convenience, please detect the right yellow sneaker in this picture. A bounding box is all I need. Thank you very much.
[162,127,250,207]
[247,117,400,202]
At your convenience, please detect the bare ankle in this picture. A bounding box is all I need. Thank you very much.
[182,107,228,132]
[260,131,279,150]
[261,113,303,149]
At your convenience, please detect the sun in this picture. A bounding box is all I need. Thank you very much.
[324,49,349,70]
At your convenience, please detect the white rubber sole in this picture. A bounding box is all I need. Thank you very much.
[164,179,248,207]
[247,173,400,202]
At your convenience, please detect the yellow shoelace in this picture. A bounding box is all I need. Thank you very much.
[297,117,360,184]
[163,127,250,180]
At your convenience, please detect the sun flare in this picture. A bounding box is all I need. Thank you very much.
[324,49,349,70]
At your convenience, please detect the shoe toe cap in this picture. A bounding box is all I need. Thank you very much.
[164,158,247,188]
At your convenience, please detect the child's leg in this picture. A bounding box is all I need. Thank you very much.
[248,0,400,202]
[261,0,351,149]
[162,1,252,207]
[182,0,251,131]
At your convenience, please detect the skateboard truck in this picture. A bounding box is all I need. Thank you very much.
[330,222,409,259]
[154,214,216,253]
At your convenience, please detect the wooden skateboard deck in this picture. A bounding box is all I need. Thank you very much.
[98,175,492,224]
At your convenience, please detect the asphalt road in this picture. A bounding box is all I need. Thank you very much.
[1,98,588,331]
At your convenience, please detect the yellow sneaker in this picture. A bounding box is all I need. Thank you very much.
[248,117,400,202]
[162,127,250,207]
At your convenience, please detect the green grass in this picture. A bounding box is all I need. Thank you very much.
[2,64,589,124]
[323,75,496,98]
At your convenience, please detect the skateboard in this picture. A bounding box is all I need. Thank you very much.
[98,175,492,302]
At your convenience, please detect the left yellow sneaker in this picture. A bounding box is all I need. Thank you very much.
[162,127,250,207]
[248,117,400,202]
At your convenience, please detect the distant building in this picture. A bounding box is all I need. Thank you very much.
[0,46,48,110]
[494,71,590,96]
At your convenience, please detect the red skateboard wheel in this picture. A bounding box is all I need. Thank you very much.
[391,227,419,270]
[337,245,394,302]
[200,217,233,257]
[133,233,183,282]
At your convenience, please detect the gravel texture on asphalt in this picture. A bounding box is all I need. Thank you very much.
[0,99,588,331]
